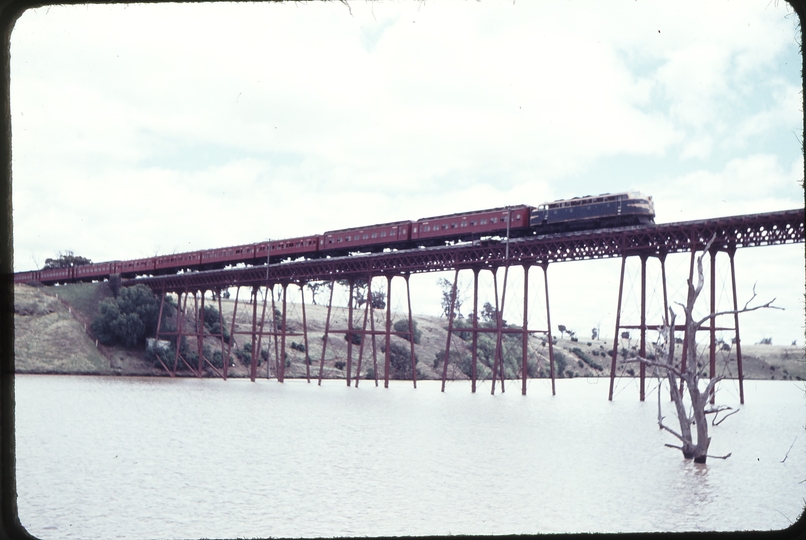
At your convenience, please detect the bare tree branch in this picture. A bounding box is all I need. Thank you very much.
[624,356,684,378]
[659,421,689,444]
[703,375,725,402]
[706,452,732,460]
[694,298,783,330]
[704,405,732,414]
[781,437,798,463]
[709,407,739,426]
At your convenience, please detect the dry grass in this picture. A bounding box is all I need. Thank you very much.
[14,283,805,381]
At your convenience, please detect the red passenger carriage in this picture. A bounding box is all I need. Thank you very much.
[74,261,117,282]
[200,244,259,270]
[155,252,202,273]
[13,270,39,284]
[267,235,320,261]
[320,221,413,255]
[39,266,72,284]
[413,205,532,246]
[119,257,156,278]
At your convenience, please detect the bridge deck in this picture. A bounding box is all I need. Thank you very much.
[130,208,804,292]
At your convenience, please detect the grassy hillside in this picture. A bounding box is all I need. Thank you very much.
[14,283,111,374]
[14,282,805,381]
[14,283,163,376]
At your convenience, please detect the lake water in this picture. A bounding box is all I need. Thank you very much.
[13,375,806,538]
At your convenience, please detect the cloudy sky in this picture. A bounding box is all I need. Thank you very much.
[10,1,804,348]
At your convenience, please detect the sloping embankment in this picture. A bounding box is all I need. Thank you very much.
[14,283,161,375]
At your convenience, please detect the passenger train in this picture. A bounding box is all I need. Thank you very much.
[14,191,654,285]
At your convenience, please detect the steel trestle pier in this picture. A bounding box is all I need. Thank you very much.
[135,209,803,398]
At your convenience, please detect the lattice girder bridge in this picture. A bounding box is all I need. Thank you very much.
[131,208,803,401]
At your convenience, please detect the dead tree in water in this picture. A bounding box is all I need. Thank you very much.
[631,234,780,463]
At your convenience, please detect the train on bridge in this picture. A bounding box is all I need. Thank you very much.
[15,191,655,285]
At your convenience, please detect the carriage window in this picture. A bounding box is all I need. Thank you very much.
[442,224,448,230]
[371,233,378,239]
[469,221,476,226]
[515,214,521,219]
[460,222,468,227]
[450,223,457,228]
[481,219,487,225]
[491,217,497,223]
[363,234,369,240]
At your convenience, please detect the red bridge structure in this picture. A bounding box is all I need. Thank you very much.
[126,208,803,402]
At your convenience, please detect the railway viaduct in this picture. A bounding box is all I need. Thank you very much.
[129,208,804,402]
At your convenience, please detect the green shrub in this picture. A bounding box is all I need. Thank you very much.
[91,284,163,348]
[235,342,263,366]
[571,347,604,371]
[381,342,419,379]
[212,350,224,369]
[202,305,230,343]
[434,349,468,375]
[394,319,422,344]
[451,318,473,341]
[553,350,568,378]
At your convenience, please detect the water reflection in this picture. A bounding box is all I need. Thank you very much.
[681,459,714,521]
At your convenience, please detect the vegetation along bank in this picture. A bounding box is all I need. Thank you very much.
[13,282,805,381]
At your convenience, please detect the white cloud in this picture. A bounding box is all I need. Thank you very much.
[652,153,802,223]
[9,1,802,345]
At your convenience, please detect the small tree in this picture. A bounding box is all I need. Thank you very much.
[108,274,122,298]
[337,278,369,308]
[306,281,331,305]
[370,288,386,309]
[438,277,464,320]
[43,250,92,269]
[632,235,780,463]
[558,324,567,339]
[480,301,498,324]
[393,319,422,344]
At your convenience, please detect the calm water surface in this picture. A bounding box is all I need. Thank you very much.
[14,375,806,538]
